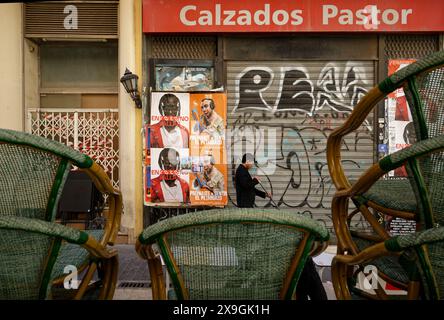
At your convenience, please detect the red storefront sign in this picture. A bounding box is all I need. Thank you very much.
[142,0,444,33]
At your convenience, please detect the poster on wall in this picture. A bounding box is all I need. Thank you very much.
[149,92,190,149]
[144,92,227,207]
[150,147,191,204]
[189,93,228,206]
[386,59,416,177]
[385,59,418,237]
[155,66,214,92]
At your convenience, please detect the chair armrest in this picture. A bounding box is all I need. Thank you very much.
[327,86,386,191]
[334,135,444,198]
[309,240,329,257]
[333,226,444,268]
[0,216,116,259]
[333,241,392,266]
[385,226,444,252]
[379,135,444,173]
[379,51,444,94]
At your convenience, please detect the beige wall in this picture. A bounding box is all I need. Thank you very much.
[0,2,140,242]
[0,4,23,131]
[119,0,137,240]
[24,38,39,113]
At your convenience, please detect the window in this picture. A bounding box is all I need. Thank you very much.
[40,41,118,108]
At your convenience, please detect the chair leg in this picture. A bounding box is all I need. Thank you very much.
[98,255,119,300]
[407,281,421,300]
[331,195,356,300]
[332,256,352,300]
[105,256,119,300]
[74,263,98,300]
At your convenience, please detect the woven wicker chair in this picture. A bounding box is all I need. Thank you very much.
[136,208,329,300]
[0,128,122,299]
[327,50,444,299]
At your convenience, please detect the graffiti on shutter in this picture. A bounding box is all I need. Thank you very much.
[227,61,375,237]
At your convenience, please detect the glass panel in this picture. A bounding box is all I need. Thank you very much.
[40,94,81,108]
[155,66,214,91]
[81,94,118,109]
[40,42,118,90]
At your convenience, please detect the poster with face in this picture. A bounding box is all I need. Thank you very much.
[188,153,228,206]
[150,147,190,204]
[150,92,190,149]
[145,92,227,207]
[387,59,416,177]
[190,93,227,147]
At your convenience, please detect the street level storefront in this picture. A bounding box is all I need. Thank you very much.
[140,0,444,238]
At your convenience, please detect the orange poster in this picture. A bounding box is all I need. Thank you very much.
[189,93,228,206]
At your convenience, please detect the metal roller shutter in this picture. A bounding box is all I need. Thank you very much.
[24,1,119,39]
[226,60,375,235]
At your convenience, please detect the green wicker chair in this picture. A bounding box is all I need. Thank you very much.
[0,128,122,299]
[333,217,444,300]
[136,208,329,300]
[327,50,444,299]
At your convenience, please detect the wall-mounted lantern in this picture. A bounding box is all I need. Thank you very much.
[120,68,142,108]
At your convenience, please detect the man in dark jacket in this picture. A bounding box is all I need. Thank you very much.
[234,153,269,207]
[235,153,327,300]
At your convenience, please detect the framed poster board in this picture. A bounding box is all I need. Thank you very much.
[144,91,227,207]
[151,59,215,92]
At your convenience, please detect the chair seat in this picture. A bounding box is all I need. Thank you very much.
[362,179,416,213]
[353,236,410,285]
[51,229,104,280]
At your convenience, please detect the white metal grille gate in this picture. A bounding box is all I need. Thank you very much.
[27,108,120,189]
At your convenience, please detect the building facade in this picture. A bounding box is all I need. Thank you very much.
[140,1,444,239]
[0,1,142,243]
[0,0,443,242]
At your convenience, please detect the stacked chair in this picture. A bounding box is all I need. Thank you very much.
[327,50,444,299]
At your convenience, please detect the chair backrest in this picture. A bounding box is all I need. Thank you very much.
[376,53,444,299]
[422,237,444,299]
[138,208,329,300]
[327,51,444,300]
[0,129,92,299]
[400,64,444,228]
[379,52,444,229]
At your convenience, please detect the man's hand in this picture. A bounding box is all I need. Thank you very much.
[266,192,272,198]
[253,176,261,182]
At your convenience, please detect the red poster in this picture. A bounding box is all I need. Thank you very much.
[387,59,415,177]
